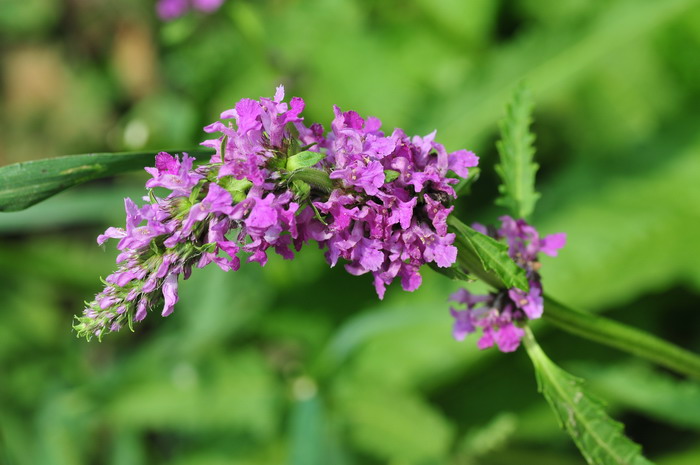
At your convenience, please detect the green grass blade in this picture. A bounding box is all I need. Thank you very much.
[0,148,215,212]
[523,328,655,465]
[495,83,540,219]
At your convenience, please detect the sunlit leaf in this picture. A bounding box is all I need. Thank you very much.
[495,83,540,219]
[286,150,326,171]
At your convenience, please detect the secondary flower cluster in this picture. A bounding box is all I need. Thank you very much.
[76,87,477,339]
[156,0,224,20]
[450,217,566,352]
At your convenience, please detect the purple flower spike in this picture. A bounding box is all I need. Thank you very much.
[449,216,565,353]
[77,87,477,340]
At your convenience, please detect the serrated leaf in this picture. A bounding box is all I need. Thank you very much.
[383,169,400,183]
[523,328,655,465]
[0,148,215,212]
[494,84,540,219]
[286,150,326,171]
[448,217,529,291]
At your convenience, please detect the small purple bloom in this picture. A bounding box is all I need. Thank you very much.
[192,0,224,12]
[449,216,565,353]
[330,160,385,196]
[145,153,202,195]
[448,149,479,178]
[161,274,179,316]
[156,0,225,20]
[450,308,475,341]
[182,183,234,234]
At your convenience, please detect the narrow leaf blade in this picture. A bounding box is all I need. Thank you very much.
[494,83,540,219]
[0,148,215,212]
[523,328,655,465]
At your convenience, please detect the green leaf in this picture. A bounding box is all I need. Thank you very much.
[574,362,700,431]
[289,394,330,465]
[286,150,326,171]
[448,217,529,291]
[291,179,311,200]
[494,83,540,219]
[383,169,400,183]
[288,168,334,193]
[337,385,454,462]
[0,148,215,212]
[523,328,655,465]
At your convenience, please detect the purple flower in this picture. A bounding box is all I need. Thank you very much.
[181,183,234,234]
[449,216,565,352]
[77,87,478,340]
[145,152,202,195]
[161,273,179,316]
[157,0,188,20]
[192,0,224,12]
[156,0,225,20]
[330,160,385,195]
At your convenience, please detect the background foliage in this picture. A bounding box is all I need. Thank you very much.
[1,0,700,463]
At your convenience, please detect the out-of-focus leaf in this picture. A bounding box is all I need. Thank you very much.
[659,445,700,465]
[574,362,700,430]
[336,384,454,463]
[458,412,518,459]
[112,429,146,465]
[0,148,214,212]
[0,184,144,233]
[289,394,327,465]
[35,392,93,465]
[176,263,270,355]
[495,83,540,219]
[426,0,697,149]
[537,132,700,309]
[524,329,654,465]
[106,351,280,438]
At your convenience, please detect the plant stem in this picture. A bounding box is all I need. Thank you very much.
[542,296,700,381]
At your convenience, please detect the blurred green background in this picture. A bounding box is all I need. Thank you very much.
[2,0,700,464]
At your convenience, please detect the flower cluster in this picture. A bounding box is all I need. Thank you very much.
[156,0,224,21]
[449,216,566,352]
[315,107,478,298]
[76,87,477,339]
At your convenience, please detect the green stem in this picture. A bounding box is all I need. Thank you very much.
[542,296,700,381]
